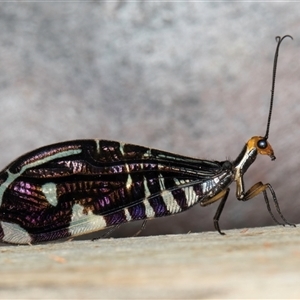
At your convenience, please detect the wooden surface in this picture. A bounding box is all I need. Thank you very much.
[0,225,300,299]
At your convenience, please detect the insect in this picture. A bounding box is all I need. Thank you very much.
[0,36,294,245]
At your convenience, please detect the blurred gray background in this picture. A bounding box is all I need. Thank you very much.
[0,2,299,238]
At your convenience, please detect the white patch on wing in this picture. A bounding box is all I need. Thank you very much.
[183,186,198,206]
[158,173,166,190]
[202,180,214,194]
[119,143,125,156]
[142,149,152,158]
[0,148,82,206]
[1,221,32,244]
[161,190,181,214]
[174,178,181,186]
[158,174,181,213]
[124,208,132,221]
[173,179,198,206]
[126,173,133,189]
[142,199,155,218]
[123,162,132,189]
[42,182,58,206]
[69,203,107,237]
[95,139,101,155]
[143,176,151,198]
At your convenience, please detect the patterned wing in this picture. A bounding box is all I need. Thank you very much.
[0,139,233,244]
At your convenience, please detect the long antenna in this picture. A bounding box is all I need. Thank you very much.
[264,35,293,140]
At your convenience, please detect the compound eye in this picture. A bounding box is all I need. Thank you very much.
[257,139,268,149]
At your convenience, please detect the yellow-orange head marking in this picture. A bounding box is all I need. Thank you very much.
[246,136,275,160]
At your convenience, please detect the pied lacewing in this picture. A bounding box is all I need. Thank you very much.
[0,35,294,244]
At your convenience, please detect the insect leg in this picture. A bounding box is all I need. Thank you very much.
[133,220,148,237]
[262,183,295,226]
[200,188,230,235]
[213,189,230,235]
[92,224,121,241]
[240,182,294,226]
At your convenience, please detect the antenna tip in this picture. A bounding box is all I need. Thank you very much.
[276,35,293,43]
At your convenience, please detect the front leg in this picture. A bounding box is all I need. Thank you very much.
[236,176,293,226]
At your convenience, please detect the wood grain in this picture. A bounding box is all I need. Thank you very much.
[0,225,299,299]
